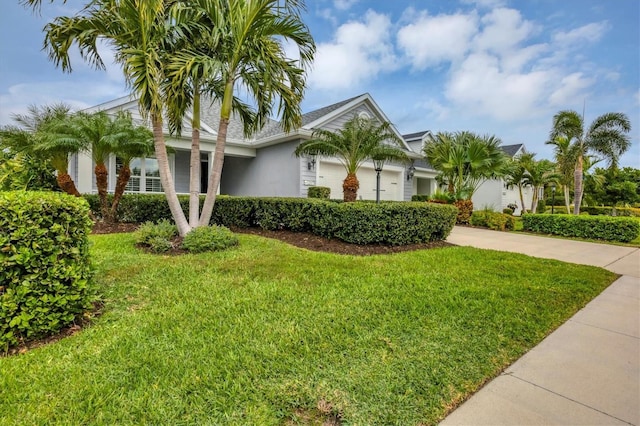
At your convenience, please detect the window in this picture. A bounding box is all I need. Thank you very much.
[115,156,165,193]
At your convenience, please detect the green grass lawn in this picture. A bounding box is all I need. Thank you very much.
[0,233,616,425]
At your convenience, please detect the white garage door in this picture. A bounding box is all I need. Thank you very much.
[317,162,402,201]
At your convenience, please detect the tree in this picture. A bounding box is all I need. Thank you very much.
[294,116,409,202]
[546,135,578,214]
[523,158,558,213]
[549,110,631,214]
[0,104,83,195]
[45,0,315,236]
[424,131,507,200]
[503,151,535,214]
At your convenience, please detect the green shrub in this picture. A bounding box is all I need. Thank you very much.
[182,226,239,253]
[503,208,514,215]
[471,211,515,231]
[536,200,546,214]
[454,199,473,225]
[307,186,330,199]
[429,191,454,204]
[0,191,94,351]
[411,195,430,202]
[135,219,177,253]
[522,214,640,243]
[579,206,640,217]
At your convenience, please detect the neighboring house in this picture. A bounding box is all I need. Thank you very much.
[70,93,437,201]
[471,144,535,215]
[69,92,530,209]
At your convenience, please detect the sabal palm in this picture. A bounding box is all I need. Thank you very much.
[1,104,83,195]
[294,116,409,202]
[424,131,506,199]
[549,110,631,214]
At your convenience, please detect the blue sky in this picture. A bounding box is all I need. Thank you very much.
[1,0,638,167]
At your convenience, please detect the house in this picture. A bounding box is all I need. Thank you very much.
[69,92,528,210]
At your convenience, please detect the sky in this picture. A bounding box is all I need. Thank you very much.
[1,0,639,167]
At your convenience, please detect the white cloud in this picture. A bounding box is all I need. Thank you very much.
[460,0,507,8]
[548,72,594,106]
[308,11,397,90]
[333,0,359,11]
[397,11,478,69]
[553,21,609,46]
[474,8,537,55]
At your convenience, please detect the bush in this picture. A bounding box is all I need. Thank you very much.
[522,214,640,243]
[579,206,640,217]
[429,191,454,204]
[536,200,546,214]
[0,191,94,351]
[307,186,330,199]
[182,226,239,253]
[503,208,514,215]
[135,219,178,253]
[471,211,515,231]
[411,195,430,202]
[454,199,473,225]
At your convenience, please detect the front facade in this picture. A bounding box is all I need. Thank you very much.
[71,93,526,208]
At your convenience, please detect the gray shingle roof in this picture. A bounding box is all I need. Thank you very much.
[199,96,248,142]
[501,143,524,157]
[403,130,429,141]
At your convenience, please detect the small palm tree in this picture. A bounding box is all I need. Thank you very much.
[546,135,578,214]
[523,158,559,213]
[294,116,409,202]
[424,131,507,200]
[549,110,631,214]
[503,152,535,214]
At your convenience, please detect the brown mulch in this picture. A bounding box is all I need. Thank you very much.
[91,221,139,234]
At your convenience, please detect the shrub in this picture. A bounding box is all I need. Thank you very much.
[0,191,94,351]
[536,200,546,214]
[579,206,640,218]
[429,191,454,204]
[471,211,515,231]
[182,226,239,253]
[307,186,330,199]
[411,195,430,202]
[522,214,640,243]
[135,219,177,253]
[454,199,473,225]
[503,208,514,215]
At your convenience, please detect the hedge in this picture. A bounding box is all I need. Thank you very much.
[307,186,330,199]
[1,191,94,350]
[579,206,640,218]
[85,194,458,245]
[522,213,640,243]
[470,211,516,231]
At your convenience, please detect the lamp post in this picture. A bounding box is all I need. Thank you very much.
[551,184,556,214]
[373,157,385,204]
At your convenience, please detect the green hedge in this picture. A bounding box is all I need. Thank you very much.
[522,213,640,243]
[579,206,640,217]
[1,191,94,350]
[307,186,330,199]
[470,211,516,231]
[411,195,430,202]
[85,194,458,245]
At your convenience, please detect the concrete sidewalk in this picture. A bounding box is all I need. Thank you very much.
[440,227,640,425]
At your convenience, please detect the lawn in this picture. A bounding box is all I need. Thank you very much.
[0,233,616,425]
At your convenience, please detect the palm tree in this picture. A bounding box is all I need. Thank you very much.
[1,104,83,196]
[503,151,535,215]
[523,158,559,213]
[549,110,631,214]
[546,135,578,214]
[294,116,409,202]
[424,131,507,200]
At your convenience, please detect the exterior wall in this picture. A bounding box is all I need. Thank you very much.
[299,145,316,197]
[174,150,190,193]
[504,185,535,215]
[220,140,300,197]
[321,104,376,131]
[407,140,423,154]
[472,179,503,211]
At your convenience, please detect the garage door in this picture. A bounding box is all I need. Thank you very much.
[317,162,401,201]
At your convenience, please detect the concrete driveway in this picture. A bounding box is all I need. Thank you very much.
[440,226,640,425]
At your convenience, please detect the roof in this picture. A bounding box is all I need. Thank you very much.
[500,143,524,157]
[403,131,430,142]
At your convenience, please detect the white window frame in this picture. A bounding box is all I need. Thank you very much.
[109,154,175,194]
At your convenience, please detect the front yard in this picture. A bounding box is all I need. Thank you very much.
[0,233,616,425]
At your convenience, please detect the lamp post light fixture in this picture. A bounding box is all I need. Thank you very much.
[407,164,416,181]
[551,183,556,214]
[373,157,385,204]
[307,155,316,171]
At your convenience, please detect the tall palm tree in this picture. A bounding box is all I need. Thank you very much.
[44,0,193,235]
[503,151,535,214]
[549,110,631,214]
[523,158,559,213]
[546,135,578,214]
[294,116,409,202]
[1,104,83,196]
[424,131,507,200]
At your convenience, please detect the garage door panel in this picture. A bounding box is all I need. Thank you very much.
[318,162,401,201]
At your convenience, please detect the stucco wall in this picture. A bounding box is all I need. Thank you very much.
[221,140,300,197]
[472,179,503,211]
[174,150,190,193]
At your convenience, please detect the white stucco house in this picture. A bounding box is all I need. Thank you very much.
[70,92,528,209]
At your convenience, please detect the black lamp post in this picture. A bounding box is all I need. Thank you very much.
[373,157,385,204]
[551,183,556,214]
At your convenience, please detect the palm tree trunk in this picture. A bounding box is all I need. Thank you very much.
[152,113,191,236]
[199,80,233,227]
[342,172,359,202]
[573,154,584,215]
[189,86,201,228]
[109,164,130,222]
[57,172,81,196]
[563,185,571,214]
[531,186,539,213]
[95,162,109,220]
[518,184,526,215]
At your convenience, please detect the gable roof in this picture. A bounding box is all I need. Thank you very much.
[403,131,430,142]
[501,143,525,157]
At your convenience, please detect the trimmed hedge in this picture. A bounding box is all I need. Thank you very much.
[411,195,430,202]
[307,186,330,199]
[579,206,640,218]
[85,194,458,245]
[1,191,94,350]
[522,213,640,243]
[470,211,516,231]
